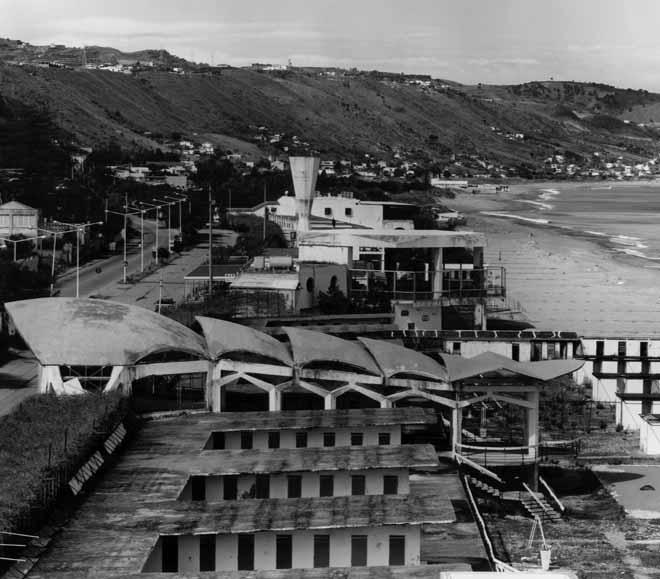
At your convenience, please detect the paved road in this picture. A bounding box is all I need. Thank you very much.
[56,220,172,298]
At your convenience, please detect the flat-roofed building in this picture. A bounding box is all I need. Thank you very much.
[178,444,438,501]
[0,200,39,238]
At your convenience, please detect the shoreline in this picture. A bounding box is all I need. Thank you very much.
[446,182,660,337]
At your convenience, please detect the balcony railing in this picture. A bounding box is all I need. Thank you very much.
[348,266,506,302]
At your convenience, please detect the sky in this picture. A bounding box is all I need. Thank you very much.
[5,0,660,90]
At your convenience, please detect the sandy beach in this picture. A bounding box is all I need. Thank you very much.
[448,181,660,337]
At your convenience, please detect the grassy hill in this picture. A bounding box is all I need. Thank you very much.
[2,40,660,168]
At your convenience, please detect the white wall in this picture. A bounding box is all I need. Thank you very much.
[184,469,409,501]
[147,525,421,572]
[218,426,401,450]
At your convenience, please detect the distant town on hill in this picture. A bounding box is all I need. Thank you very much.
[3,37,660,181]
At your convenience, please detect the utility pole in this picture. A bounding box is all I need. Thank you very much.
[208,186,213,299]
[158,273,163,314]
[123,193,128,284]
[263,182,267,241]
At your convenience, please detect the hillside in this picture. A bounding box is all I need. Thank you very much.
[2,39,660,170]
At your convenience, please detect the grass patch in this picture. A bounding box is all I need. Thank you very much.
[0,392,129,532]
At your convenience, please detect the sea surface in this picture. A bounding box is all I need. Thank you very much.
[481,183,660,265]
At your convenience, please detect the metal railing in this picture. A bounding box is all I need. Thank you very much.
[456,442,539,466]
[348,266,506,302]
[539,476,565,513]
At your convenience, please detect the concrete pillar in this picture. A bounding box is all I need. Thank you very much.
[379,397,392,408]
[432,248,444,300]
[525,390,539,457]
[325,393,336,410]
[269,389,281,412]
[474,303,486,330]
[451,402,462,457]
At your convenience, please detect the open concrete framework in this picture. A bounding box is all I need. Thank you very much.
[6,299,584,468]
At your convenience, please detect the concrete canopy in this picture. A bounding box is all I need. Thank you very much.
[298,229,486,249]
[358,337,449,382]
[196,316,293,366]
[283,327,382,375]
[6,298,208,366]
[439,351,584,382]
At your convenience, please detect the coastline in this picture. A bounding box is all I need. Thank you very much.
[447,181,660,337]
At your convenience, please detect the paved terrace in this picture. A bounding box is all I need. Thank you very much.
[27,412,488,578]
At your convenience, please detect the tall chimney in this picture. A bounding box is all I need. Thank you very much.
[289,156,319,237]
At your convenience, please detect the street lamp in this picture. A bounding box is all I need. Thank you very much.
[164,194,188,237]
[153,198,176,252]
[51,220,103,298]
[139,201,162,263]
[0,235,45,262]
[105,199,142,282]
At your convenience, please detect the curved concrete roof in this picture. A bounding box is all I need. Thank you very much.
[358,337,448,382]
[439,351,584,382]
[196,316,293,366]
[283,327,381,375]
[5,298,208,366]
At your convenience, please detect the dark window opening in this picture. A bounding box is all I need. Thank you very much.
[268,431,280,449]
[383,475,399,495]
[452,342,461,355]
[618,341,627,356]
[378,432,391,445]
[324,207,332,216]
[351,475,366,495]
[237,534,254,571]
[596,340,604,357]
[547,343,556,359]
[296,431,308,448]
[313,534,330,568]
[351,535,368,566]
[641,341,649,358]
[191,475,206,501]
[275,535,293,569]
[320,475,334,497]
[511,343,520,362]
[389,535,405,566]
[643,398,653,415]
[351,432,364,446]
[240,430,253,449]
[212,431,225,449]
[161,536,178,572]
[199,534,216,572]
[345,207,353,217]
[223,475,238,500]
[255,474,270,499]
[400,309,409,317]
[323,432,336,447]
[287,475,302,498]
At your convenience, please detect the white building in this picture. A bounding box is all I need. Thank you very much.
[0,200,40,238]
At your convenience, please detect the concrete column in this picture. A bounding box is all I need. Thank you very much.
[379,398,392,409]
[474,303,486,330]
[451,402,462,457]
[525,390,540,459]
[325,393,336,410]
[269,389,281,412]
[432,248,444,300]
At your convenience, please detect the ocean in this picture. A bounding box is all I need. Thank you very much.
[482,183,660,264]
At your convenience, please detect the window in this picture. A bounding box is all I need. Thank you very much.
[268,431,280,449]
[378,432,391,445]
[641,342,649,358]
[191,476,206,501]
[452,342,461,355]
[400,309,409,317]
[223,475,238,500]
[199,535,216,571]
[351,535,368,566]
[162,536,178,572]
[345,207,353,217]
[616,377,626,394]
[212,432,225,449]
[296,431,307,448]
[255,474,270,499]
[511,343,520,362]
[351,432,364,446]
[421,314,430,322]
[240,431,253,450]
[642,398,653,415]
[351,475,366,495]
[531,342,542,362]
[237,534,254,571]
[389,535,405,566]
[407,322,416,330]
[306,277,315,292]
[560,342,568,359]
[383,475,399,495]
[313,534,330,568]
[324,207,332,216]
[618,341,627,356]
[547,343,556,359]
[287,475,302,498]
[596,340,604,357]
[275,535,293,569]
[320,475,334,497]
[323,432,336,447]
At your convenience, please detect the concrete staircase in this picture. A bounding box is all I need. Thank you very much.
[465,474,501,499]
[520,491,562,523]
